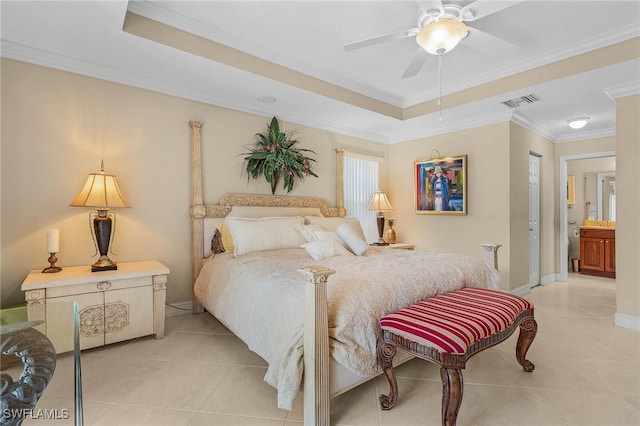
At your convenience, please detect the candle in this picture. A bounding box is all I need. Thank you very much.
[47,229,59,253]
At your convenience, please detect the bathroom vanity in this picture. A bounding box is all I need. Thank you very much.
[579,227,615,278]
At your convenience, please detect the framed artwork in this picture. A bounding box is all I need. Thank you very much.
[414,155,467,215]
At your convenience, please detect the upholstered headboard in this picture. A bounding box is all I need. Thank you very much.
[201,200,333,258]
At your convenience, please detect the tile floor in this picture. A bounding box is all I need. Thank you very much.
[28,273,640,425]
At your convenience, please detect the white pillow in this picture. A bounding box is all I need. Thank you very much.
[337,222,369,256]
[305,216,367,241]
[226,216,306,256]
[301,240,352,261]
[295,223,324,242]
[312,230,349,249]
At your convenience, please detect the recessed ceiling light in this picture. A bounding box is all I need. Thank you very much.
[567,117,590,129]
[257,96,276,104]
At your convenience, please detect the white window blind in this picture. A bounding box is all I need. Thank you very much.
[343,153,381,243]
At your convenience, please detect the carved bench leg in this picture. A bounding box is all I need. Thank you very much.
[516,317,537,372]
[377,340,398,410]
[441,367,463,426]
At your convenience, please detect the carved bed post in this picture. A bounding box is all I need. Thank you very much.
[298,266,335,426]
[189,120,205,314]
[480,243,502,271]
[335,148,346,217]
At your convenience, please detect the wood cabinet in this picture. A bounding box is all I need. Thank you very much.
[21,260,169,353]
[579,228,615,278]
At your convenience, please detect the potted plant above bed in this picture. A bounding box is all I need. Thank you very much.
[242,116,318,194]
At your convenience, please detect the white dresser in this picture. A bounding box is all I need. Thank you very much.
[21,260,169,353]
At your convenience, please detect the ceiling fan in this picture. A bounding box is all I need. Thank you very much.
[343,0,523,78]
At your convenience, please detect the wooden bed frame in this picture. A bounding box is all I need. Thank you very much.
[187,120,501,426]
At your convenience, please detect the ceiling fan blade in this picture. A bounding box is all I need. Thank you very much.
[462,25,517,52]
[402,47,430,78]
[343,28,419,51]
[417,0,444,16]
[460,0,525,21]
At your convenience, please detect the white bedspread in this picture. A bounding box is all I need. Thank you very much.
[194,247,499,410]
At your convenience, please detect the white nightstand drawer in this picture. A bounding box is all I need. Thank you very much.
[46,276,151,299]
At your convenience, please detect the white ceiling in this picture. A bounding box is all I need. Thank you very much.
[2,1,639,144]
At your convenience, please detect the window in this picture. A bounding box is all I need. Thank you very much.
[343,152,382,243]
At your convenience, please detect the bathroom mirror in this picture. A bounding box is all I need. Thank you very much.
[596,172,616,221]
[585,171,616,221]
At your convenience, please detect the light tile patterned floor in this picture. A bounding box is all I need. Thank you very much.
[28,274,640,425]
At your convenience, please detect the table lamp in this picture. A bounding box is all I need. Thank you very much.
[369,191,393,246]
[70,161,130,272]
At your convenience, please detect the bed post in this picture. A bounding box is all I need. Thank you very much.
[298,266,335,426]
[189,120,205,314]
[480,243,502,271]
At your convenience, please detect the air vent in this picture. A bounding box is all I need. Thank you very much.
[501,94,542,109]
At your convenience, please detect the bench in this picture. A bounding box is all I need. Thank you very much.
[377,287,537,426]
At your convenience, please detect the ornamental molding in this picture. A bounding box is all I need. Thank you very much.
[200,193,342,218]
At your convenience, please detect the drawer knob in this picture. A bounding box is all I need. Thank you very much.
[97,281,112,290]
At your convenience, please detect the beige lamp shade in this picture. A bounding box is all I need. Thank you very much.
[70,171,130,209]
[369,191,393,212]
[417,19,469,55]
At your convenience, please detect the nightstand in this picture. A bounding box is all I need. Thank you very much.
[387,243,415,250]
[21,260,169,353]
[371,243,415,250]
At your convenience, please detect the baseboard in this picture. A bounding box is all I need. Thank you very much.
[540,274,556,286]
[165,300,193,317]
[510,283,532,296]
[615,313,640,330]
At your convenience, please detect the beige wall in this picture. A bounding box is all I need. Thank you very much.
[615,94,640,322]
[0,59,387,306]
[386,121,556,292]
[509,123,556,286]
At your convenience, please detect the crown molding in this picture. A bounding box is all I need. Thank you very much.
[388,110,515,143]
[555,127,616,143]
[0,40,621,147]
[127,1,406,108]
[510,112,557,142]
[2,40,392,144]
[404,26,640,107]
[605,80,640,99]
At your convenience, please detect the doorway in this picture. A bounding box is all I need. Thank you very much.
[558,151,616,281]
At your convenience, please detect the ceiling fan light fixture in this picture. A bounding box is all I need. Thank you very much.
[567,117,590,129]
[416,19,469,55]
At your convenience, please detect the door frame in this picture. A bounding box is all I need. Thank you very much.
[529,153,541,287]
[558,151,616,281]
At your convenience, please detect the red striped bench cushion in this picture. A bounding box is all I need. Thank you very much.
[380,288,533,355]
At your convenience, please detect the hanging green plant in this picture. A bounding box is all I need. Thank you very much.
[242,116,318,194]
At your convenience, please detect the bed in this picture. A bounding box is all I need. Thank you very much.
[187,121,501,425]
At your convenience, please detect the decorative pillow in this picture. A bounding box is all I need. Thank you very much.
[312,230,348,248]
[217,223,235,251]
[295,223,324,242]
[301,240,353,261]
[226,216,306,256]
[305,216,367,241]
[211,228,226,254]
[337,222,369,256]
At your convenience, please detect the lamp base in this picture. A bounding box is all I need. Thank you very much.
[371,241,389,246]
[91,255,117,272]
[92,264,118,272]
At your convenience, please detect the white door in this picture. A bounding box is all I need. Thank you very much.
[529,154,541,286]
